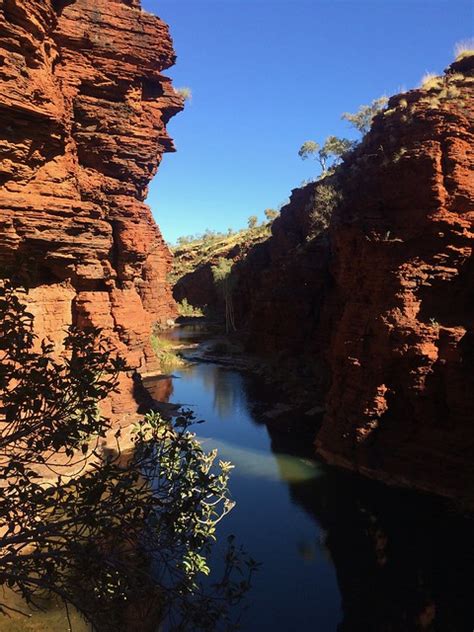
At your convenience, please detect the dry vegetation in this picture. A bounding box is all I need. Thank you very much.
[454,38,474,60]
[150,332,186,371]
[170,223,272,286]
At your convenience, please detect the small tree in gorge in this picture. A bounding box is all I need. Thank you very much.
[0,282,254,631]
[212,258,236,333]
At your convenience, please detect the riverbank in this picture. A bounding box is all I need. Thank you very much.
[161,317,326,436]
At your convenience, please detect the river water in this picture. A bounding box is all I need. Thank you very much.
[1,324,473,631]
[144,323,474,632]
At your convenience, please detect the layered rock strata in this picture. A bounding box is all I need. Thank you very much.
[0,0,182,414]
[318,56,474,503]
[235,57,474,503]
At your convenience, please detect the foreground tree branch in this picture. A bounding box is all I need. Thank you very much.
[0,282,256,631]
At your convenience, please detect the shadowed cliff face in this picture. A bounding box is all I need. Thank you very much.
[0,0,182,415]
[318,57,474,503]
[234,57,474,504]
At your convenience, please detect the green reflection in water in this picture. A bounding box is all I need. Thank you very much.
[197,436,322,483]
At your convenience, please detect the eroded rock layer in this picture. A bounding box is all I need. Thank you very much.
[318,57,474,503]
[237,57,474,503]
[0,0,182,413]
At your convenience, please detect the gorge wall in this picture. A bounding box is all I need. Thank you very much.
[0,0,181,414]
[235,56,474,504]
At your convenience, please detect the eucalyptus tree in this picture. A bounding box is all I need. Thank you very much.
[298,135,354,175]
[212,258,236,333]
[341,96,389,135]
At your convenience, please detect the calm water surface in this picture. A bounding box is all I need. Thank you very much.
[5,324,473,631]
[147,324,474,632]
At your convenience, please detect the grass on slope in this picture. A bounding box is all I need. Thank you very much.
[170,225,271,286]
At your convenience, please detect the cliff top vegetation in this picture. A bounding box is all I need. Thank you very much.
[170,212,278,286]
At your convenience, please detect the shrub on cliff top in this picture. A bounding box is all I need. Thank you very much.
[454,38,474,60]
[175,86,193,102]
[264,208,279,223]
[247,215,258,230]
[341,96,388,135]
[420,72,443,91]
[0,282,254,631]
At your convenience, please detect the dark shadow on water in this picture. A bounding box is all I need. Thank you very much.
[145,325,474,632]
[275,441,474,632]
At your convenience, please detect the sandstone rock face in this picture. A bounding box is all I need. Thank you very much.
[0,0,181,414]
[318,57,474,503]
[237,58,474,503]
[233,182,334,406]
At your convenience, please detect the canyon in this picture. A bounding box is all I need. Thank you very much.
[176,56,474,505]
[1,4,474,629]
[1,0,473,504]
[0,0,181,415]
[240,55,474,504]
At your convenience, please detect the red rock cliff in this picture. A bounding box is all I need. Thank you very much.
[317,56,474,503]
[236,57,474,503]
[0,0,182,414]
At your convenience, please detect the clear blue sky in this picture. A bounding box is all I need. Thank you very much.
[142,0,473,244]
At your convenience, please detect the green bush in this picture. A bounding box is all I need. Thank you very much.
[151,332,185,372]
[177,298,205,318]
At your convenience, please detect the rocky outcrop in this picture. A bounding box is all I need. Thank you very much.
[236,57,474,504]
[0,0,182,414]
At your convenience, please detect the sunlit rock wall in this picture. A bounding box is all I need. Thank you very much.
[0,0,182,414]
[317,56,474,503]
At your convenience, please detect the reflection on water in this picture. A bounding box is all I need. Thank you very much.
[148,324,474,632]
[8,323,472,631]
[143,374,174,403]
[197,436,321,483]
